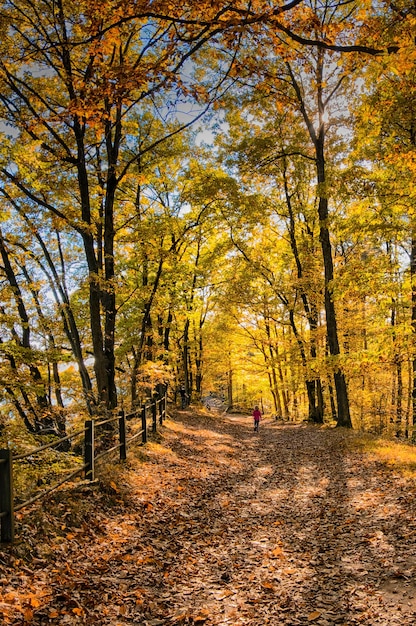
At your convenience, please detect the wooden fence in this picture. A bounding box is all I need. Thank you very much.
[0,393,167,543]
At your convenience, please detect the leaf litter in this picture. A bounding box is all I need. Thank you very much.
[2,410,416,625]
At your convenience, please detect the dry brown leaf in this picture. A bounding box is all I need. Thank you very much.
[29,596,41,608]
[271,546,284,558]
[261,580,276,590]
[308,610,322,621]
[3,410,416,626]
[23,607,33,621]
[193,608,210,623]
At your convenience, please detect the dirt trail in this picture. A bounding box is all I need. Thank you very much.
[2,411,416,625]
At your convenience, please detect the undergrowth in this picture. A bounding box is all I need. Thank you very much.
[1,443,150,565]
[346,430,416,477]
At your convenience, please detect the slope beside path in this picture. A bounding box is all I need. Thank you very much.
[2,410,416,625]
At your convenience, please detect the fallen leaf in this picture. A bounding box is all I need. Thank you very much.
[271,546,284,558]
[193,608,210,623]
[261,580,276,590]
[29,596,41,608]
[308,610,322,621]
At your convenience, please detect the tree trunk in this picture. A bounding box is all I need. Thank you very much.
[276,329,290,419]
[263,316,282,416]
[396,358,403,437]
[411,236,416,439]
[183,318,191,403]
[195,328,203,396]
[283,159,324,423]
[34,225,95,413]
[227,353,233,410]
[0,230,50,424]
[316,140,351,428]
[288,309,318,422]
[21,262,66,413]
[102,105,123,410]
[75,125,109,411]
[287,58,351,428]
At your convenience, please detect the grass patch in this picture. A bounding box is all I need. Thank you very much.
[346,431,416,477]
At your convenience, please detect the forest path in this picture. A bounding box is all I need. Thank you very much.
[3,410,416,625]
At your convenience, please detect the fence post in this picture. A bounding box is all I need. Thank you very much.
[0,449,14,543]
[152,395,157,433]
[85,420,95,480]
[141,404,147,444]
[119,410,127,461]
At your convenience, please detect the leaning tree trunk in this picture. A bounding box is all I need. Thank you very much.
[0,231,50,425]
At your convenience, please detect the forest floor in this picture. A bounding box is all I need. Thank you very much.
[2,409,416,625]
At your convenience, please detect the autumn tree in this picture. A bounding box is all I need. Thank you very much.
[214,92,329,421]
[0,227,51,432]
[0,0,251,414]
[201,0,410,426]
[114,141,226,407]
[347,2,416,435]
[0,0,409,426]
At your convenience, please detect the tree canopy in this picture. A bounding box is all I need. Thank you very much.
[1,0,415,438]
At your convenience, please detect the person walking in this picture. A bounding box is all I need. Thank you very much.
[253,405,262,432]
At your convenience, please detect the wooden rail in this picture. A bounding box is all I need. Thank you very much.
[0,393,167,543]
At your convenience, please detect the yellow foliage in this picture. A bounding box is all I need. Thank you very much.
[348,434,416,478]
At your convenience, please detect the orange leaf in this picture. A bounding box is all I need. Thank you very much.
[308,610,322,621]
[193,609,209,623]
[271,546,284,558]
[4,592,18,602]
[261,581,275,590]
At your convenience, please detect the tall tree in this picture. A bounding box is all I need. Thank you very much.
[0,0,246,412]
[350,4,416,434]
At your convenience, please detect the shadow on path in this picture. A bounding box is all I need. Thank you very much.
[3,410,416,626]
[115,411,416,625]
